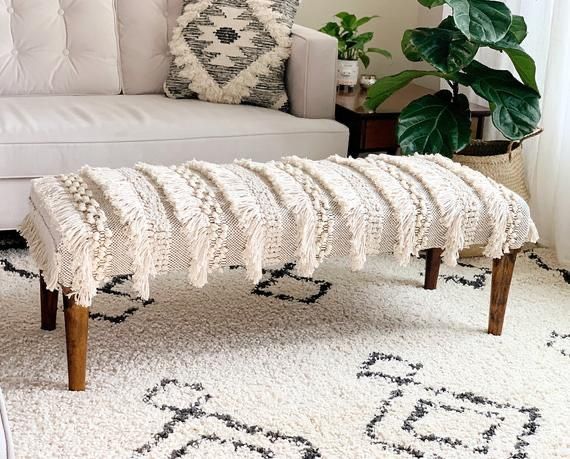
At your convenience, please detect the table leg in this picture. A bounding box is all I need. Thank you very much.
[476,116,486,140]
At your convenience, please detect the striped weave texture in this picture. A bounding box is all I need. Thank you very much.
[21,155,538,306]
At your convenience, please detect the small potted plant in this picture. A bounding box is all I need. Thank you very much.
[320,13,391,90]
[365,0,541,200]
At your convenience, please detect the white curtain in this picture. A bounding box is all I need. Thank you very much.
[443,1,570,265]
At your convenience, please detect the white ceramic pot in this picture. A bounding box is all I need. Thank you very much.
[336,59,359,87]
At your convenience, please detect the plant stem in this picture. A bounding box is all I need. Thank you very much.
[452,82,459,101]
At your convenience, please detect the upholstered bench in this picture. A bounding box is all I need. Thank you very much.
[21,155,538,391]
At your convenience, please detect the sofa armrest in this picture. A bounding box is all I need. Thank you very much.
[287,25,337,120]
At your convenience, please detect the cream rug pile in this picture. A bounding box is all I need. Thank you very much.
[1,237,569,458]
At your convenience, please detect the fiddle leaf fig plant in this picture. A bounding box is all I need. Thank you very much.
[320,12,391,68]
[365,0,541,157]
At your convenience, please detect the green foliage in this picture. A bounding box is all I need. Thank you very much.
[365,0,541,156]
[319,12,391,68]
[398,90,472,156]
[366,70,446,108]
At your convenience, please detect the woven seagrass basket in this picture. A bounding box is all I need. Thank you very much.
[452,129,542,258]
[453,129,543,203]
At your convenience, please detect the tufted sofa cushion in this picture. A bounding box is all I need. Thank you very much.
[0,0,120,95]
[117,0,183,94]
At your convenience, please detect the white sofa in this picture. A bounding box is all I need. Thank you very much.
[0,0,348,230]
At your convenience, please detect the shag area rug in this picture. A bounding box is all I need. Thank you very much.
[0,234,569,458]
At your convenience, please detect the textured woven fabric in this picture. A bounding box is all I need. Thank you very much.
[21,155,539,306]
[164,0,299,111]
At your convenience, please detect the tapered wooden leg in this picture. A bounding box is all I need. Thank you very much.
[424,248,443,290]
[40,272,59,331]
[488,250,519,336]
[63,289,89,391]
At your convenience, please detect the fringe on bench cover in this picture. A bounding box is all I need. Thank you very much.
[20,155,539,306]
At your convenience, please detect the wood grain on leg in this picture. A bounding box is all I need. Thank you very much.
[63,289,89,391]
[488,250,519,336]
[40,272,58,331]
[424,248,443,290]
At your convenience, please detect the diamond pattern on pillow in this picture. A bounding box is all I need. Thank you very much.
[164,0,299,112]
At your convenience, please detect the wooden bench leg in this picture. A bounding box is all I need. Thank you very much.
[488,250,519,336]
[40,272,59,331]
[424,248,443,290]
[63,289,89,391]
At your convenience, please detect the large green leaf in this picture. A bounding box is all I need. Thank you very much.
[504,47,538,92]
[490,16,537,91]
[446,0,512,44]
[407,27,479,73]
[465,61,541,139]
[510,15,528,43]
[397,90,472,156]
[402,30,423,62]
[492,16,529,52]
[496,15,528,46]
[336,12,358,32]
[418,0,446,7]
[355,15,379,28]
[368,47,392,58]
[359,52,370,69]
[365,70,444,110]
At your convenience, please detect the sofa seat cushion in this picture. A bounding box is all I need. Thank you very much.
[0,94,348,178]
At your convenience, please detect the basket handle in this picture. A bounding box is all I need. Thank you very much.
[507,127,544,159]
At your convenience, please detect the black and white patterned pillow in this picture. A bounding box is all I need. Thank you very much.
[164,0,299,112]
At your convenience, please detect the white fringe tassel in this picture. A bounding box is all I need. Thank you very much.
[19,209,60,290]
[185,161,266,284]
[382,155,479,266]
[82,167,154,300]
[331,156,417,265]
[237,160,320,277]
[424,155,516,258]
[285,156,368,271]
[30,177,101,306]
[137,164,213,288]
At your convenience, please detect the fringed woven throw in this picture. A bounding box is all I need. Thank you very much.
[21,154,539,306]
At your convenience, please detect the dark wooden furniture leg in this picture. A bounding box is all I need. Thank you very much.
[40,272,58,331]
[63,288,89,391]
[424,248,443,290]
[488,250,519,336]
[475,115,486,140]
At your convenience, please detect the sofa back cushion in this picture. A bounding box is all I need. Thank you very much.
[0,0,120,95]
[117,0,183,94]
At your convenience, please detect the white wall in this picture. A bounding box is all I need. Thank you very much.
[295,0,422,78]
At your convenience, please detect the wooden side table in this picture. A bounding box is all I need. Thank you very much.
[335,84,491,158]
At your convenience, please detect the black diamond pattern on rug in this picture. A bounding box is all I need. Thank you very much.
[359,352,540,458]
[547,331,570,358]
[0,231,27,250]
[419,256,492,290]
[0,248,154,325]
[252,263,332,304]
[89,274,155,324]
[526,251,570,284]
[134,378,321,458]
